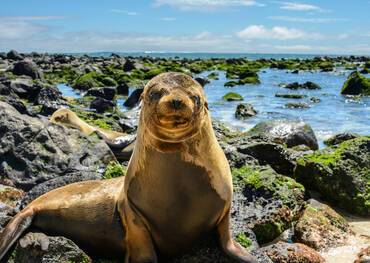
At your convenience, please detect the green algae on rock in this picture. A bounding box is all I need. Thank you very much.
[295,136,370,216]
[341,71,370,96]
[232,165,305,244]
[222,92,243,101]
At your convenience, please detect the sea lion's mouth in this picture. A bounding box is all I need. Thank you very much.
[145,112,200,143]
[157,115,191,130]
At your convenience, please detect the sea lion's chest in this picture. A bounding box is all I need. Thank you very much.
[127,150,226,251]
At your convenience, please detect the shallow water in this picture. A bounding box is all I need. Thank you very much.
[57,69,370,148]
[201,69,370,148]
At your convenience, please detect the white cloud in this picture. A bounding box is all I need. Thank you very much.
[278,2,322,11]
[236,25,322,40]
[109,9,139,16]
[160,17,177,21]
[154,0,264,10]
[0,17,49,40]
[268,16,348,23]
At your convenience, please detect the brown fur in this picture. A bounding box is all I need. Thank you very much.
[0,72,257,263]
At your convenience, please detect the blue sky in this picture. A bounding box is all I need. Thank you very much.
[1,0,370,54]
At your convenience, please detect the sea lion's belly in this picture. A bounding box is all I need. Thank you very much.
[128,151,226,254]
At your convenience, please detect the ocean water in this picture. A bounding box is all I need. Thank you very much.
[56,62,369,148]
[67,52,340,60]
[201,69,369,148]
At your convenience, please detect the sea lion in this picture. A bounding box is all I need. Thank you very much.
[50,108,136,156]
[0,72,257,263]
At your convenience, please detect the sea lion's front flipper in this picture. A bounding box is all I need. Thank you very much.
[119,199,157,263]
[217,211,258,263]
[0,207,34,260]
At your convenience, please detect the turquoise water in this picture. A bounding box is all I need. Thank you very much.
[57,69,369,148]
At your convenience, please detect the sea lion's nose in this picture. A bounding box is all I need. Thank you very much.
[171,99,183,110]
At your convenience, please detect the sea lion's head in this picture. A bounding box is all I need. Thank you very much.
[141,72,208,143]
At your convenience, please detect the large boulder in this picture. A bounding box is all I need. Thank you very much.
[247,120,318,150]
[295,136,370,216]
[294,199,351,250]
[13,60,44,80]
[12,232,91,263]
[341,71,370,95]
[0,101,115,191]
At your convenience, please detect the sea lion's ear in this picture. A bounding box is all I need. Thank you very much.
[140,93,144,101]
[204,101,209,110]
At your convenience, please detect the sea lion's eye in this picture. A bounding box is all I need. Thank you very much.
[149,91,162,101]
[191,95,201,106]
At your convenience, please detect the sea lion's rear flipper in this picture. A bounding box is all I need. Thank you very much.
[0,207,34,260]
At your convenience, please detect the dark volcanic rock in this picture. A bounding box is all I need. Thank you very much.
[247,120,318,150]
[90,97,115,113]
[117,82,129,96]
[123,88,143,108]
[13,60,44,80]
[13,232,91,263]
[235,103,257,120]
[261,242,325,263]
[86,87,116,100]
[295,136,370,216]
[10,79,41,99]
[123,59,136,72]
[34,86,65,115]
[324,132,360,146]
[0,101,115,191]
[7,50,23,60]
[284,81,321,90]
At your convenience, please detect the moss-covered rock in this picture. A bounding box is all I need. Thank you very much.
[222,92,243,101]
[72,72,101,90]
[295,136,370,216]
[232,165,305,244]
[341,71,370,95]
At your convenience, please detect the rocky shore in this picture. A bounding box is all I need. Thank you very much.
[0,50,369,262]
